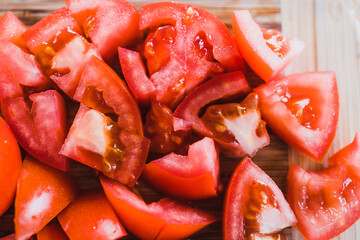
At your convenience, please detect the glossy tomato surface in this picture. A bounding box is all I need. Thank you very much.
[254,71,339,161]
[142,137,219,200]
[120,2,244,107]
[100,175,217,240]
[287,132,360,240]
[2,90,70,170]
[60,104,149,187]
[37,219,69,240]
[224,157,297,240]
[232,10,305,82]
[58,190,127,240]
[0,12,26,43]
[0,116,22,216]
[14,156,76,240]
[65,0,140,61]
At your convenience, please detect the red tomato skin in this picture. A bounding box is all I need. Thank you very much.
[254,71,339,161]
[22,7,82,52]
[14,156,77,240]
[100,175,217,240]
[65,0,140,61]
[0,12,26,44]
[73,56,143,136]
[232,10,305,82]
[1,90,70,171]
[224,157,297,240]
[57,190,127,240]
[142,137,219,200]
[118,47,156,105]
[37,219,69,240]
[0,116,22,216]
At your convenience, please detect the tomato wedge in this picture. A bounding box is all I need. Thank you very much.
[142,137,219,200]
[0,12,26,43]
[60,104,149,186]
[101,175,217,240]
[0,116,22,217]
[254,71,339,161]
[119,2,244,107]
[287,132,360,240]
[174,71,268,157]
[224,157,297,239]
[58,190,127,240]
[65,0,140,61]
[14,156,76,240]
[37,219,69,240]
[232,10,305,82]
[2,90,69,170]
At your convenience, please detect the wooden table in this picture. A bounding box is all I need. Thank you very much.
[0,0,359,239]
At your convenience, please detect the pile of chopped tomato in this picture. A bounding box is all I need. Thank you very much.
[0,1,356,240]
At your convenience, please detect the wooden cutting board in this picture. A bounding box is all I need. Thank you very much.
[0,0,359,239]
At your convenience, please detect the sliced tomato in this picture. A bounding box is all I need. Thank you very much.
[0,116,22,216]
[224,157,297,240]
[73,56,143,136]
[37,219,69,240]
[119,2,244,107]
[0,41,49,100]
[0,234,15,240]
[232,10,305,82]
[174,71,266,157]
[22,7,82,53]
[144,101,192,154]
[0,12,26,46]
[287,132,360,240]
[100,175,217,240]
[57,190,127,240]
[50,35,102,97]
[254,71,339,161]
[1,90,70,170]
[65,0,140,61]
[142,137,219,200]
[60,104,149,186]
[14,155,76,240]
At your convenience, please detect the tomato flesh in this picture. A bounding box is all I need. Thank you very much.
[261,28,289,58]
[37,219,69,240]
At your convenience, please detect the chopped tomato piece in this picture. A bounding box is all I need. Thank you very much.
[57,190,127,240]
[144,101,192,154]
[60,104,149,186]
[232,10,304,82]
[37,219,69,240]
[65,0,140,61]
[0,116,22,216]
[100,175,217,240]
[14,156,76,240]
[224,157,297,240]
[1,90,69,170]
[119,2,244,107]
[254,71,339,161]
[0,12,26,46]
[142,137,219,200]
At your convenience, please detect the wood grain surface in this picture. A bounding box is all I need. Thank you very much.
[0,0,359,239]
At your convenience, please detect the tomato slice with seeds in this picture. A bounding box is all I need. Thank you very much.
[60,104,149,187]
[142,137,219,200]
[254,71,339,161]
[232,10,305,82]
[201,93,270,157]
[1,90,70,171]
[119,2,244,108]
[287,132,360,240]
[65,0,140,61]
[0,116,22,217]
[100,175,217,240]
[175,71,268,157]
[224,157,297,240]
[14,155,76,240]
[57,190,127,240]
[144,101,192,154]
